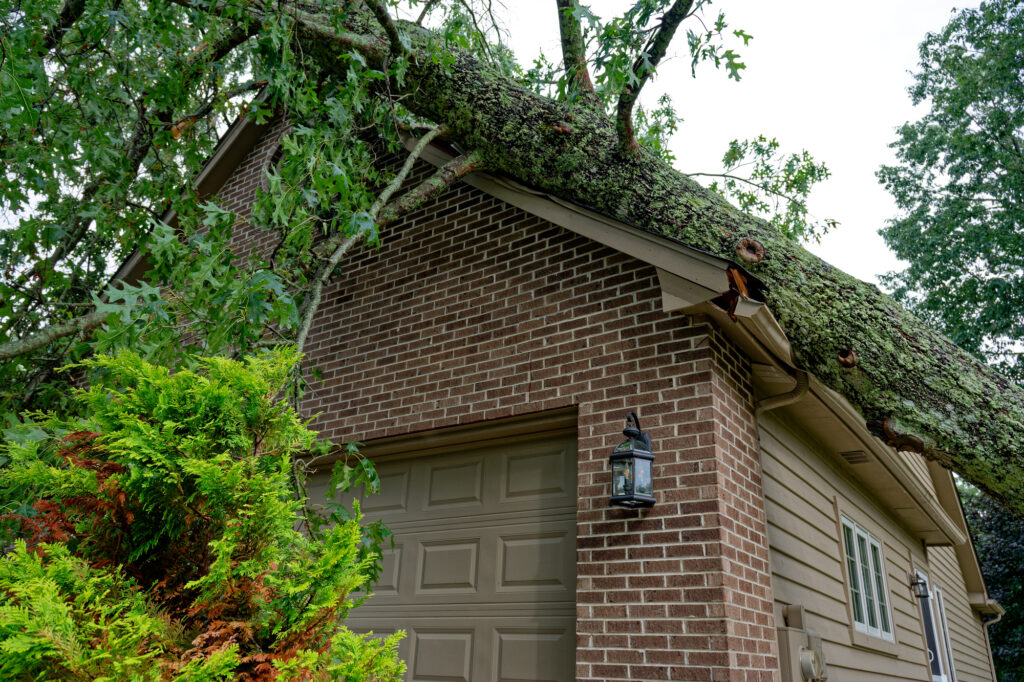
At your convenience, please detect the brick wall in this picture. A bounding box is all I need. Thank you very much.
[216,129,779,681]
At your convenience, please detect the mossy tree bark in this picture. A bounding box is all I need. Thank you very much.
[296,13,1024,516]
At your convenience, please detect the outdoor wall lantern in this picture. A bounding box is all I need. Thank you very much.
[610,411,656,509]
[910,575,930,599]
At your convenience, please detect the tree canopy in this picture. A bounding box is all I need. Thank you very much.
[879,0,1024,380]
[3,0,1024,521]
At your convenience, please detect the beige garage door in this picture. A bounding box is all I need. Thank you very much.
[312,428,577,681]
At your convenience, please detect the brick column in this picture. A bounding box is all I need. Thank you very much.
[575,322,779,682]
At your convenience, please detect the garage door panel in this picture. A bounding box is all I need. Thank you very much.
[363,470,410,513]
[376,545,402,595]
[319,428,577,681]
[410,629,475,682]
[427,460,484,508]
[418,539,479,593]
[497,531,573,592]
[500,448,572,503]
[494,628,573,682]
[364,520,575,606]
[352,617,574,682]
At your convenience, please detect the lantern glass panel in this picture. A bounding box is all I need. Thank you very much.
[634,458,653,496]
[611,457,633,496]
[613,438,638,454]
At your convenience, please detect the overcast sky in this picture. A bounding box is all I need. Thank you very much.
[489,0,977,286]
[3,2,975,289]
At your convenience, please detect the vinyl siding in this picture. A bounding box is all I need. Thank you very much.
[929,545,997,680]
[759,410,994,681]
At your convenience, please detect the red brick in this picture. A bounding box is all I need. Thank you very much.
[217,127,780,681]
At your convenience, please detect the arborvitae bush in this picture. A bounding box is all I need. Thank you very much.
[0,350,404,681]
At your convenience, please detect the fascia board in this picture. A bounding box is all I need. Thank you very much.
[809,376,967,547]
[928,461,1002,614]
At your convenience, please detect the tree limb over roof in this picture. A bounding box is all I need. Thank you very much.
[289,7,1024,515]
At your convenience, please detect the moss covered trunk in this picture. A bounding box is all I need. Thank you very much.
[301,19,1024,516]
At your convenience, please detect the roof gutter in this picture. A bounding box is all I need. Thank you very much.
[755,369,809,416]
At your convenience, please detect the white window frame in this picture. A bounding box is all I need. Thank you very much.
[840,516,894,642]
[915,570,958,682]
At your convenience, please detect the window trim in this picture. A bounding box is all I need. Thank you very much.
[841,516,895,642]
[914,569,958,682]
[832,498,899,656]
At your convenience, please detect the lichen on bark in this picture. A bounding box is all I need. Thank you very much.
[296,11,1024,516]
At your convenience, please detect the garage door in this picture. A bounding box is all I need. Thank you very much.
[312,428,577,681]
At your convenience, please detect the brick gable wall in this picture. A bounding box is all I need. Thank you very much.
[215,127,779,681]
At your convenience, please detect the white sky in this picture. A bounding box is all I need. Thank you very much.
[489,0,978,286]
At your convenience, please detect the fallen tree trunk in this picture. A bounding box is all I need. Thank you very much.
[293,12,1024,515]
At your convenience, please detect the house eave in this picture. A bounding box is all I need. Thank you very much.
[110,106,275,287]
[412,135,971,549]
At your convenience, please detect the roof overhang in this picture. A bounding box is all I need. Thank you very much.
[409,137,977,553]
[111,107,275,287]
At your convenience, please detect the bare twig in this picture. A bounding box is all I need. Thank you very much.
[684,171,808,207]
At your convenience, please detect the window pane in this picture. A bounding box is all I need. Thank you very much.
[870,543,891,635]
[918,575,944,678]
[857,533,878,629]
[843,524,865,625]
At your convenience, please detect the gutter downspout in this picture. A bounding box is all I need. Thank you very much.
[755,369,810,416]
[982,607,1004,627]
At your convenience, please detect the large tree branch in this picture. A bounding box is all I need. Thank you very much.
[615,0,694,152]
[297,133,482,354]
[0,310,106,362]
[287,12,1024,518]
[555,0,599,106]
[377,150,485,227]
[366,0,405,57]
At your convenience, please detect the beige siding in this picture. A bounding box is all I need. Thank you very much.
[929,545,997,681]
[899,449,936,498]
[759,411,995,681]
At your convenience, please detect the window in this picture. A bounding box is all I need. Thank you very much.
[841,517,893,641]
[915,570,958,682]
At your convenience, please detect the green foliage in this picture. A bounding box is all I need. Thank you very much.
[0,541,169,680]
[0,0,261,415]
[0,349,405,680]
[543,0,750,106]
[878,0,1024,378]
[961,483,1024,680]
[634,94,682,164]
[700,135,836,242]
